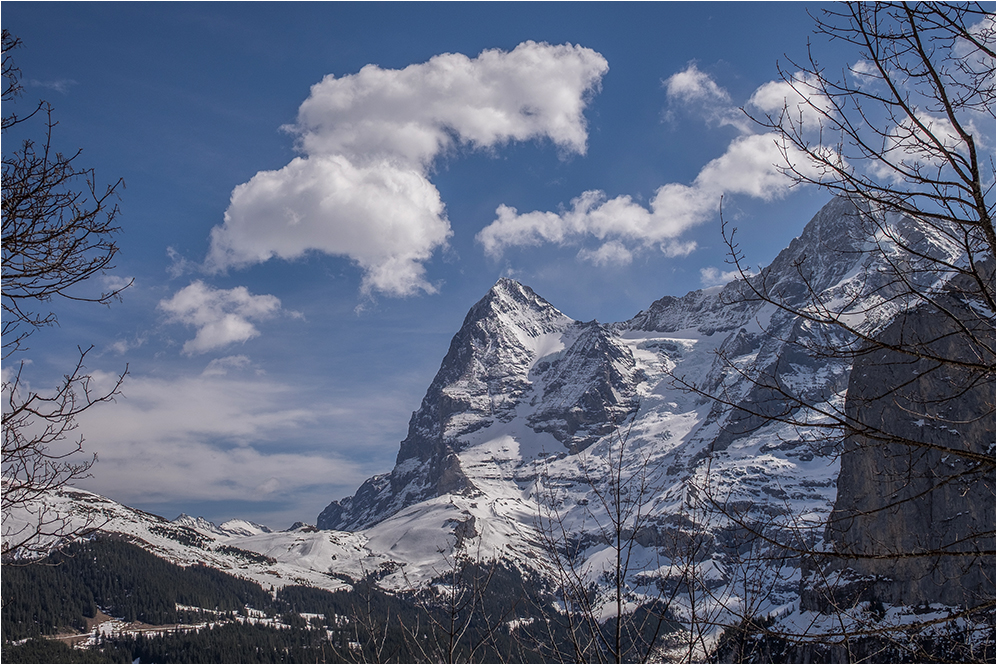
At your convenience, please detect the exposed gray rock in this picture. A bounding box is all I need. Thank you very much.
[527,321,644,452]
[804,270,996,610]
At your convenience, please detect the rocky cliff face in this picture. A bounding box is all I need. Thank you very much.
[804,268,996,610]
[526,321,644,451]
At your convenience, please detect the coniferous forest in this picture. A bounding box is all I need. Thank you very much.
[2,536,634,663]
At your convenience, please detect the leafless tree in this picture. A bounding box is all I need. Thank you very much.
[2,30,129,559]
[760,2,994,271]
[401,533,522,664]
[673,3,994,660]
[531,407,697,663]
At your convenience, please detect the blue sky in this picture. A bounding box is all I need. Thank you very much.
[4,2,849,528]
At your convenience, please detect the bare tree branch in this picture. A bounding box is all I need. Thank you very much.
[2,29,130,561]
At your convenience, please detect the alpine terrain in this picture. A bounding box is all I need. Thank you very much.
[5,196,993,660]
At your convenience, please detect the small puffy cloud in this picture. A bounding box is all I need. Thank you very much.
[664,63,730,105]
[159,281,287,355]
[663,63,748,131]
[662,240,698,258]
[700,266,751,287]
[207,41,609,297]
[746,75,834,129]
[577,241,633,267]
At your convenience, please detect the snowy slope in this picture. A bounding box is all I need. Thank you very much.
[1,485,376,592]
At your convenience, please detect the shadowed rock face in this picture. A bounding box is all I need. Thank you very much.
[527,321,644,452]
[805,269,996,609]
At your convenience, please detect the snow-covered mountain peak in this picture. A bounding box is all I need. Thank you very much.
[219,518,273,537]
[316,196,904,602]
[486,276,550,309]
[172,513,228,538]
[317,279,584,532]
[466,277,575,346]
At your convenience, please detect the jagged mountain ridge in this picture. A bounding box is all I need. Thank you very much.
[300,194,975,611]
[318,278,644,531]
[318,196,879,534]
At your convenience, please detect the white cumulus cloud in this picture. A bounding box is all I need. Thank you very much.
[208,156,450,296]
[207,41,609,297]
[294,41,608,168]
[479,66,829,261]
[664,62,730,105]
[159,281,289,355]
[700,266,753,287]
[478,133,809,259]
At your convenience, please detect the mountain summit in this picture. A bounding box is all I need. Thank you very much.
[319,198,882,536]
[318,276,647,531]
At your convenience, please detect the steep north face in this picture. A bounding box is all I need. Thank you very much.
[318,278,644,531]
